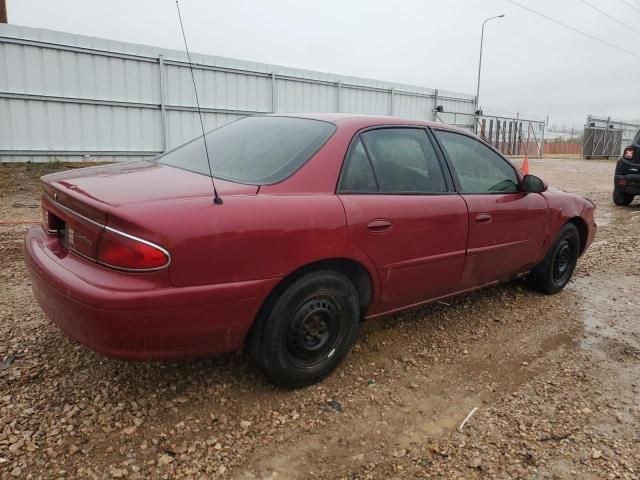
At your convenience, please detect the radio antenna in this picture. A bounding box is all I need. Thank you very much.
[175,0,223,205]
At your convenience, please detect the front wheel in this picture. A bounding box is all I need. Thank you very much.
[613,188,634,206]
[526,223,580,294]
[248,270,360,389]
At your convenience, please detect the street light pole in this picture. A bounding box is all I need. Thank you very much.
[475,14,505,129]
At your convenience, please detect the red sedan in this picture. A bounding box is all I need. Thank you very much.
[24,114,596,388]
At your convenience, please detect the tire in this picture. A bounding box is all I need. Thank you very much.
[248,270,360,389]
[526,223,580,294]
[613,188,634,206]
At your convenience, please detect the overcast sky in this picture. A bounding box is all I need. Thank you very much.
[7,0,640,127]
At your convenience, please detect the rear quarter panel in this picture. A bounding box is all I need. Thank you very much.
[105,194,380,304]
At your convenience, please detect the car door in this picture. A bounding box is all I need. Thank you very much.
[338,127,469,314]
[432,129,548,288]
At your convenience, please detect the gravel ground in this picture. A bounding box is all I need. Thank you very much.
[1,158,639,479]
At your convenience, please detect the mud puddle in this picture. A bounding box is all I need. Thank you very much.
[596,202,640,227]
[570,273,637,353]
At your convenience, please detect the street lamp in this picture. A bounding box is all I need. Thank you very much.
[475,14,505,122]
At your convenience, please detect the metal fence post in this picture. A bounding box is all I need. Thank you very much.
[389,88,394,116]
[158,55,168,152]
[433,89,438,121]
[336,81,342,113]
[474,95,479,134]
[271,73,277,113]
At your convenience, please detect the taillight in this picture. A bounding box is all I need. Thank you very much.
[623,147,635,160]
[42,207,64,234]
[96,228,170,271]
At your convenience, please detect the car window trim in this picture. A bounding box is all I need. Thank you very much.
[429,127,522,195]
[424,127,456,192]
[336,134,380,194]
[357,137,382,192]
[337,125,456,195]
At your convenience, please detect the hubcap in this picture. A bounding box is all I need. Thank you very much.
[552,239,573,283]
[287,296,340,364]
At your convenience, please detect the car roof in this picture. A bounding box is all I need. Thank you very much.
[269,112,470,135]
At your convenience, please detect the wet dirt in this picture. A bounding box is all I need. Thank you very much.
[1,157,639,479]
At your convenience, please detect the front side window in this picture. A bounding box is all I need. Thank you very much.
[340,128,447,194]
[434,130,519,194]
[157,116,336,185]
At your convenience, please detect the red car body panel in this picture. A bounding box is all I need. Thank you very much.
[539,187,597,257]
[339,194,468,312]
[459,192,549,288]
[24,227,279,359]
[24,114,597,361]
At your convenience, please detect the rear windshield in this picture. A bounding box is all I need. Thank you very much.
[156,116,336,185]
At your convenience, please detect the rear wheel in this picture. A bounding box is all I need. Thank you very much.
[613,188,634,206]
[248,270,360,389]
[526,223,580,294]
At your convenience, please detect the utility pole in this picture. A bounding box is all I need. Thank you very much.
[0,0,7,23]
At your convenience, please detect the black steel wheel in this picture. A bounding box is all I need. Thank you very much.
[286,295,342,367]
[551,239,573,285]
[248,270,360,389]
[526,223,580,294]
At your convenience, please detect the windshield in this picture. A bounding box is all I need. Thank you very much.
[156,116,336,185]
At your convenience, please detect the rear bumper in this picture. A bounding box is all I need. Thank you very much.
[24,225,278,361]
[614,174,640,195]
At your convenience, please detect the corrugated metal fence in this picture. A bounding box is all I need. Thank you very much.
[543,143,582,156]
[0,24,477,163]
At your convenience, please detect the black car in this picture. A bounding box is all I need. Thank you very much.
[614,129,640,206]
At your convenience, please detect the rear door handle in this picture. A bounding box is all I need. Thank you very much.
[367,219,393,232]
[475,213,492,223]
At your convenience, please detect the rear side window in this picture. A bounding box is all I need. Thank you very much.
[434,130,519,194]
[339,139,378,192]
[340,128,447,194]
[157,116,336,185]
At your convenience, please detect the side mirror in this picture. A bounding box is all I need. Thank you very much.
[522,174,547,193]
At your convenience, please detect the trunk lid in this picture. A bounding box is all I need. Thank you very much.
[40,160,258,270]
[42,160,259,209]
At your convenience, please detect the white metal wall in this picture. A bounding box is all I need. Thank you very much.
[0,24,477,163]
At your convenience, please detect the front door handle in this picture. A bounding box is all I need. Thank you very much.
[367,219,393,232]
[475,213,493,223]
